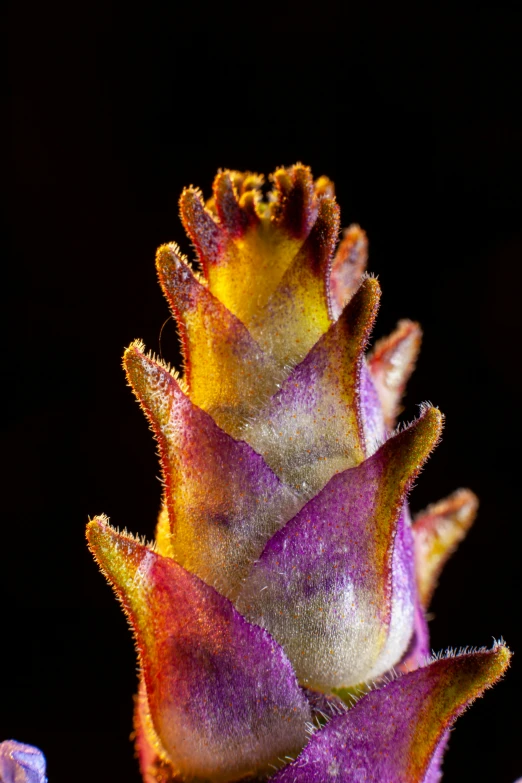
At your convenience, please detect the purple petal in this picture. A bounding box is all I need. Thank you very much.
[124,343,301,599]
[237,407,442,691]
[87,518,312,782]
[0,741,47,783]
[272,645,511,783]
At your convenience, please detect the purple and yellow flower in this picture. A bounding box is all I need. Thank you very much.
[3,165,512,783]
[86,165,510,782]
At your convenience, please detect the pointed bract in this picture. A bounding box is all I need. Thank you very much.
[414,488,478,608]
[156,242,281,435]
[184,166,330,329]
[271,645,511,783]
[368,319,422,429]
[270,164,317,239]
[236,407,443,691]
[213,170,253,238]
[313,175,335,199]
[87,519,312,783]
[329,224,369,319]
[249,197,340,366]
[179,186,226,272]
[242,278,381,496]
[87,165,509,782]
[124,343,301,599]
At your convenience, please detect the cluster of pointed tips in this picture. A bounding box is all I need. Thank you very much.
[79,164,510,783]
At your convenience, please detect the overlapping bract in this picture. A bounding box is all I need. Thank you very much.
[88,165,510,782]
[271,646,510,783]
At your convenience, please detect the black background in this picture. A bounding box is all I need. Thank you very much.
[6,3,522,782]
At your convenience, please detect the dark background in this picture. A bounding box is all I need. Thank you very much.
[6,3,522,782]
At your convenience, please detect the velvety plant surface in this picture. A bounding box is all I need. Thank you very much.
[1,165,515,783]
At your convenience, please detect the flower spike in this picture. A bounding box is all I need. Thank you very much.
[81,164,512,782]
